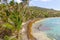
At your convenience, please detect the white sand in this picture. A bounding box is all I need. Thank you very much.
[32,31,51,40]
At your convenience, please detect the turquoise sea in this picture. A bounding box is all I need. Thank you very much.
[38,17,60,40]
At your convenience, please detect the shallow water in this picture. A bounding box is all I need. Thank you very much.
[32,17,60,40]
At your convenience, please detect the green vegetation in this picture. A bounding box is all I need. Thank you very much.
[29,6,60,18]
[0,0,60,40]
[0,0,29,40]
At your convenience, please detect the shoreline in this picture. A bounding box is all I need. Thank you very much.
[31,19,52,40]
[28,17,57,40]
[22,17,58,40]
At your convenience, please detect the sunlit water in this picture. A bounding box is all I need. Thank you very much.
[33,17,60,40]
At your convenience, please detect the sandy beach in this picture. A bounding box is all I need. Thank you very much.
[31,18,56,40]
[32,31,51,40]
[21,18,57,40]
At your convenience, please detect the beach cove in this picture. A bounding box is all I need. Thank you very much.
[30,17,60,40]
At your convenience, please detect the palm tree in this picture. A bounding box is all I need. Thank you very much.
[22,0,29,6]
[19,0,30,22]
[22,0,36,40]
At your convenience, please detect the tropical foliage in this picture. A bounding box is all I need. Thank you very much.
[0,0,60,40]
[0,0,29,40]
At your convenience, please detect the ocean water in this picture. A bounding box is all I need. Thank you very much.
[38,18,60,40]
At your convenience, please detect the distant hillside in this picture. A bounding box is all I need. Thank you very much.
[29,6,60,18]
